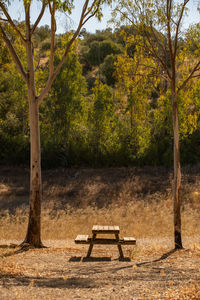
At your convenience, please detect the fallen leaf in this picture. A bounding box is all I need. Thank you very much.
[133,264,137,269]
[29,280,34,287]
[160,269,165,276]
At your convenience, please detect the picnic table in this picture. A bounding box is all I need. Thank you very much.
[75,225,136,259]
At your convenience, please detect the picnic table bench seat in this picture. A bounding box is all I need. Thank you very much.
[75,235,136,245]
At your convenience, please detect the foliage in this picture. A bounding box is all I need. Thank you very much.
[100,54,117,86]
[88,79,120,165]
[1,8,200,168]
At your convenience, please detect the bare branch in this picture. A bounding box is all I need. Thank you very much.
[31,0,47,35]
[48,0,56,77]
[37,0,101,105]
[143,26,171,79]
[167,0,174,73]
[83,0,94,18]
[37,32,77,105]
[82,8,99,26]
[0,17,8,22]
[174,0,189,58]
[0,2,26,44]
[80,0,90,21]
[0,24,27,82]
[178,60,200,92]
[190,74,200,78]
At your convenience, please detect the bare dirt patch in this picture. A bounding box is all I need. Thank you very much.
[0,239,200,299]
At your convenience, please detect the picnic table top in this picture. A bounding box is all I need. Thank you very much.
[92,225,120,234]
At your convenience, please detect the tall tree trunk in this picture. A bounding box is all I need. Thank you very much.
[172,91,183,249]
[22,24,43,247]
[22,92,43,247]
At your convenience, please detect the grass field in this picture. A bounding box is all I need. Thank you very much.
[0,166,199,242]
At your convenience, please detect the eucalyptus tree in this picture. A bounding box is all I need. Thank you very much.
[113,0,200,249]
[0,0,111,247]
[115,43,152,159]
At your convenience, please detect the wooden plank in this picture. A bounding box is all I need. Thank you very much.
[75,235,89,244]
[123,237,136,244]
[86,238,136,245]
[92,225,120,234]
[75,236,136,245]
[92,225,98,231]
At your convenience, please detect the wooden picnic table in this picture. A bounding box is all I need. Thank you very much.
[75,225,136,259]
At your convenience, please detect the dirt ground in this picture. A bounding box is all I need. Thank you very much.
[0,238,200,300]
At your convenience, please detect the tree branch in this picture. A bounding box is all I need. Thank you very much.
[48,0,56,77]
[167,0,174,71]
[31,0,47,35]
[82,0,91,17]
[0,24,27,82]
[143,26,171,79]
[37,0,96,105]
[149,22,168,62]
[82,7,99,26]
[0,2,26,44]
[174,0,189,58]
[178,60,200,92]
[114,7,135,24]
[0,17,8,22]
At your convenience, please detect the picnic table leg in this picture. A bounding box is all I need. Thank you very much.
[86,233,96,257]
[115,234,124,259]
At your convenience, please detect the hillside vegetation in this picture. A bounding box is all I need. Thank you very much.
[1,26,200,168]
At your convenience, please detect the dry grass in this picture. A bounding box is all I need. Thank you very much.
[0,166,199,242]
[0,202,199,243]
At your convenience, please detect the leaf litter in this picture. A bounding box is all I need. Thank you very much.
[0,238,200,299]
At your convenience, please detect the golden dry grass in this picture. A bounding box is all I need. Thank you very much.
[0,166,199,242]
[0,165,200,300]
[1,200,199,241]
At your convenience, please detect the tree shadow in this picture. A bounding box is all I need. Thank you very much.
[82,257,111,262]
[0,243,48,258]
[137,248,178,267]
[112,248,179,273]
[2,273,102,289]
[69,256,82,262]
[69,256,131,262]
[0,244,18,249]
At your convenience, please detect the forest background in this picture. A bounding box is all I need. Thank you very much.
[1,7,200,169]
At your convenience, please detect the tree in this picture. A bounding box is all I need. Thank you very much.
[100,54,118,86]
[89,78,117,163]
[0,0,111,247]
[40,35,87,167]
[0,33,29,164]
[113,0,200,249]
[115,46,152,160]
